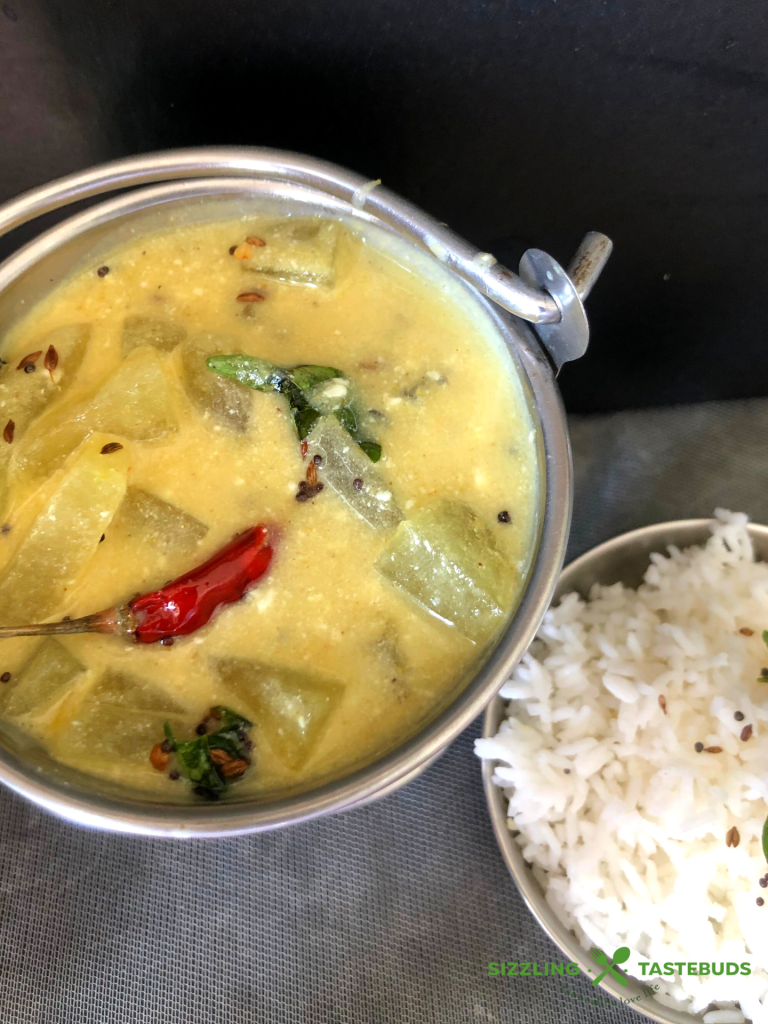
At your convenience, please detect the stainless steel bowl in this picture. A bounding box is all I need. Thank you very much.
[0,147,604,836]
[482,518,768,1023]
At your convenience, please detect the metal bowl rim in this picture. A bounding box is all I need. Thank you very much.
[0,150,573,836]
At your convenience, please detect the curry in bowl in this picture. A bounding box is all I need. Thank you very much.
[0,214,538,800]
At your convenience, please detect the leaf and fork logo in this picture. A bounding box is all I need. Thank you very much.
[589,946,630,986]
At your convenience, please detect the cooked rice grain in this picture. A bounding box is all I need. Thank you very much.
[476,510,768,1023]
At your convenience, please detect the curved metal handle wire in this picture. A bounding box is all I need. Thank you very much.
[0,147,571,324]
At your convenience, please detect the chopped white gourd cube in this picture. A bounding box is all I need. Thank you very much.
[180,334,251,432]
[375,499,517,643]
[55,669,189,768]
[0,639,86,724]
[306,416,403,530]
[9,346,178,489]
[0,324,90,510]
[9,420,97,493]
[217,658,343,770]
[85,345,179,438]
[0,433,129,625]
[244,219,339,285]
[110,487,208,555]
[122,314,186,354]
[0,323,89,434]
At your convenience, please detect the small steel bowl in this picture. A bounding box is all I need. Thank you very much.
[482,518,768,1024]
[0,148,584,836]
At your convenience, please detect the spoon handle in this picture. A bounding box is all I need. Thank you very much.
[0,609,121,639]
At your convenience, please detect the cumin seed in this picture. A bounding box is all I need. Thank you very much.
[236,291,266,303]
[16,350,42,370]
[741,724,754,742]
[3,419,14,444]
[44,344,58,374]
[210,748,233,766]
[221,758,249,778]
[100,442,124,455]
[658,694,667,714]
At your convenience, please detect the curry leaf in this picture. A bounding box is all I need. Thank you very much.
[276,378,321,440]
[293,405,321,440]
[208,706,253,761]
[288,365,344,390]
[207,354,382,458]
[763,814,768,864]
[206,354,286,392]
[334,405,382,462]
[358,440,382,463]
[173,736,226,793]
[162,706,253,799]
[334,405,358,435]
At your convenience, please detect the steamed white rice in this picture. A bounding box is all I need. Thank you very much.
[476,510,768,1022]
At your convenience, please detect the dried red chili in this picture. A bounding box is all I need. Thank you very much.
[0,525,273,644]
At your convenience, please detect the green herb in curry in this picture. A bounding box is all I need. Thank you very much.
[162,705,253,799]
[206,354,382,461]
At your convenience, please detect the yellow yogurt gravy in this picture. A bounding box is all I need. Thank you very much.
[0,213,539,799]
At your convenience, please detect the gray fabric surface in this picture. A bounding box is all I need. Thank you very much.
[2,397,766,1024]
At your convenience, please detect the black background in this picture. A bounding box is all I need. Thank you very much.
[1,0,766,414]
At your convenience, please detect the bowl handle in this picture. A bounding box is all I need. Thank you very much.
[0,147,610,367]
